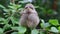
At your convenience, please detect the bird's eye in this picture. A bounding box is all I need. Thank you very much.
[25,7,28,9]
[29,7,33,9]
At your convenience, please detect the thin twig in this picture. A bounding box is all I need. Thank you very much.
[4,30,17,34]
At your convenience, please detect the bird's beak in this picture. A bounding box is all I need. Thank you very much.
[27,8,30,10]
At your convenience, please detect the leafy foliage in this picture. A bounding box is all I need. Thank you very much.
[31,29,39,34]
[49,19,59,26]
[50,27,59,33]
[0,0,60,34]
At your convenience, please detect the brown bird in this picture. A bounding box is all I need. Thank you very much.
[19,3,40,29]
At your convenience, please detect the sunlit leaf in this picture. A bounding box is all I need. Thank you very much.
[41,19,45,23]
[8,4,21,10]
[40,19,50,28]
[3,24,11,30]
[58,26,60,32]
[11,26,26,34]
[8,6,16,9]
[11,32,18,34]
[50,27,59,33]
[11,27,18,30]
[49,19,59,26]
[3,9,9,12]
[0,18,9,24]
[0,4,6,9]
[18,26,26,34]
[0,28,4,34]
[41,22,50,28]
[3,19,9,24]
[31,29,39,34]
[0,17,5,21]
[10,16,19,25]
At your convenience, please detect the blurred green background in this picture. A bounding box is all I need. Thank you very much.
[0,0,60,34]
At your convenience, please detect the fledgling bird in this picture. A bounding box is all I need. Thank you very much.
[19,3,40,29]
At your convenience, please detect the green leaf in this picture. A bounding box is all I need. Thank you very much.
[41,22,50,28]
[10,17,18,26]
[31,29,39,34]
[58,26,60,32]
[11,32,18,34]
[40,31,44,34]
[11,27,18,30]
[18,26,26,34]
[41,19,50,28]
[8,6,15,9]
[0,28,3,34]
[50,27,59,33]
[40,19,45,23]
[0,4,6,9]
[3,19,9,24]
[3,9,11,12]
[0,18,9,24]
[8,4,21,10]
[11,26,26,34]
[3,24,11,30]
[0,17,5,21]
[49,19,59,26]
